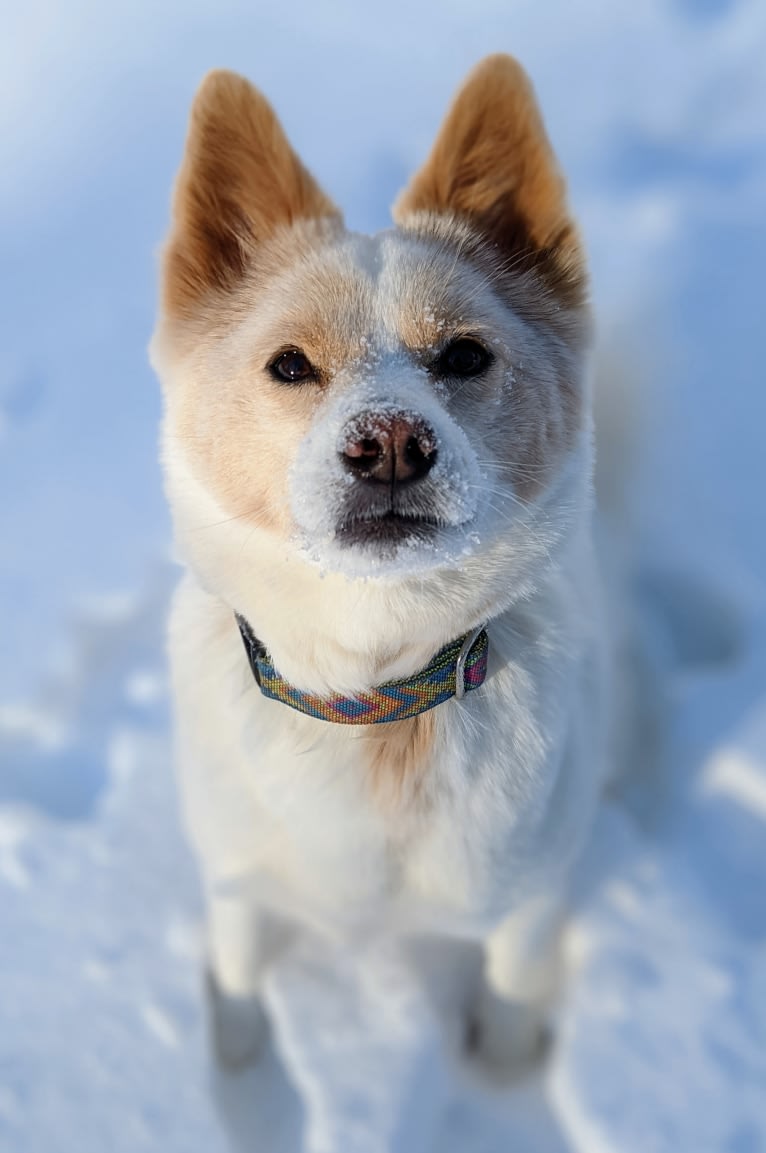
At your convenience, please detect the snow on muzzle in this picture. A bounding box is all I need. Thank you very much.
[289,385,482,551]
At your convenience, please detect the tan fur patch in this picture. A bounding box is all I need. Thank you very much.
[162,70,339,321]
[163,225,377,536]
[363,711,437,811]
[393,54,586,311]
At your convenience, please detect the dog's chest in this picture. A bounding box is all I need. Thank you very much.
[172,579,600,938]
[239,728,507,933]
[221,663,580,935]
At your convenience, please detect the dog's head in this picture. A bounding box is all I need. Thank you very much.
[152,57,592,689]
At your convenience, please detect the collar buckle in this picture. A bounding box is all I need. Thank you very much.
[454,623,486,700]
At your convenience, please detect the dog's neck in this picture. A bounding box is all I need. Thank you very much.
[235,613,489,724]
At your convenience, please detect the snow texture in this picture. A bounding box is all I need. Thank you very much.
[2,1,766,1150]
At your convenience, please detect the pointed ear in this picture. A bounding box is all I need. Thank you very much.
[393,55,585,305]
[162,70,340,319]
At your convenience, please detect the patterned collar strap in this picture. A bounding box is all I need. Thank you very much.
[236,616,489,725]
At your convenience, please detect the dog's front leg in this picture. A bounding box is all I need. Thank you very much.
[473,893,563,1074]
[205,886,271,1068]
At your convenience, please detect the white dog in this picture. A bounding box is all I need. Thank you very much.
[151,54,608,1070]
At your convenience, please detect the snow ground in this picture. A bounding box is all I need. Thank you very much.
[2,1,765,1150]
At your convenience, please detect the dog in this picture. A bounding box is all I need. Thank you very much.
[150,54,609,1071]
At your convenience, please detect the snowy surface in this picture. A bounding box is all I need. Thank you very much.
[2,1,766,1150]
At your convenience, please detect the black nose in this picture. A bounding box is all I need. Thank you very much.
[340,412,437,486]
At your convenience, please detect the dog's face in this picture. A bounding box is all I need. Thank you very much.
[152,57,591,680]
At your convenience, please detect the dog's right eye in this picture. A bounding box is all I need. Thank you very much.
[268,349,318,384]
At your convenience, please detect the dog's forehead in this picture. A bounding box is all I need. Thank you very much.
[254,227,498,366]
[375,230,497,347]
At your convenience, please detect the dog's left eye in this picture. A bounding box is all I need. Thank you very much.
[433,338,492,379]
[269,349,318,384]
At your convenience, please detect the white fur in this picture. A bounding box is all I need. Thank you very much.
[155,220,608,1069]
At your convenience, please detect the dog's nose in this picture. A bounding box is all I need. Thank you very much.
[340,412,437,486]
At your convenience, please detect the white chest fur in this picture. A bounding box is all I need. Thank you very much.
[169,547,606,946]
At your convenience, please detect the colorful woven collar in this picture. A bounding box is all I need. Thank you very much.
[236,616,489,725]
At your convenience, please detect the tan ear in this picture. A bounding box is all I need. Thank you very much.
[162,70,340,319]
[394,55,585,304]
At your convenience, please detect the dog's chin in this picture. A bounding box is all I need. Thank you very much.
[291,509,479,580]
[335,511,441,554]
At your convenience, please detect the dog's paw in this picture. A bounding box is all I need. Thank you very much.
[206,971,269,1070]
[468,983,550,1078]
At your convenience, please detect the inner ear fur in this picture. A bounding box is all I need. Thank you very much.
[162,70,340,320]
[393,54,586,307]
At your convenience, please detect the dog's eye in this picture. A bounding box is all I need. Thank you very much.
[269,349,318,384]
[434,338,492,379]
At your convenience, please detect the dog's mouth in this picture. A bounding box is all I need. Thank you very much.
[335,509,441,550]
